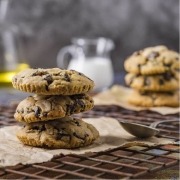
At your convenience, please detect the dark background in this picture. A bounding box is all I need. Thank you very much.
[4,0,179,73]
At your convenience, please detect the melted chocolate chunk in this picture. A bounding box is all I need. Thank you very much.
[31,124,46,131]
[66,104,76,114]
[73,132,85,140]
[137,64,141,71]
[71,94,85,100]
[129,76,135,85]
[164,63,171,67]
[45,85,49,91]
[30,126,39,130]
[64,73,71,82]
[76,99,85,108]
[14,78,17,82]
[73,120,81,126]
[163,72,172,81]
[34,106,41,117]
[44,75,53,85]
[32,71,48,76]
[56,130,71,141]
[159,79,164,85]
[144,77,151,86]
[147,51,160,60]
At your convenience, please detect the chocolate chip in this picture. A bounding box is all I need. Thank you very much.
[129,76,135,85]
[39,124,46,131]
[32,71,48,76]
[34,106,41,117]
[56,130,71,141]
[84,133,89,138]
[76,99,85,108]
[164,63,171,67]
[176,57,179,61]
[44,75,53,85]
[66,104,76,114]
[64,73,71,82]
[73,132,85,140]
[163,72,172,81]
[137,64,141,70]
[45,85,49,91]
[31,126,39,130]
[71,94,85,100]
[74,120,81,126]
[14,78,17,82]
[144,77,150,86]
[159,79,164,85]
[31,124,45,131]
[147,51,159,60]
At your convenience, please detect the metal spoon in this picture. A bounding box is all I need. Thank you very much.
[119,119,178,138]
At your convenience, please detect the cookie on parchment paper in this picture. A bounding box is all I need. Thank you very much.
[17,117,99,149]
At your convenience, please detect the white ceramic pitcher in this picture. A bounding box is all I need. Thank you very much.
[57,37,114,92]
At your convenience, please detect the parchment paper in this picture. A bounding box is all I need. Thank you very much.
[94,85,180,115]
[0,117,173,167]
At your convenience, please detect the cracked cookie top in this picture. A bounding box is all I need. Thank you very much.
[12,68,94,95]
[16,117,99,149]
[14,94,94,123]
[124,45,179,75]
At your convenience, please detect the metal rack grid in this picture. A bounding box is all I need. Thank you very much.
[0,104,179,179]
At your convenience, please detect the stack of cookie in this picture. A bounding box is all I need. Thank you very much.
[12,68,99,149]
[124,45,179,107]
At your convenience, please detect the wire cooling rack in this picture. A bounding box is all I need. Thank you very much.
[0,104,179,179]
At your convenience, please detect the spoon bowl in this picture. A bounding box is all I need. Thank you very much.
[120,121,159,138]
[119,120,178,138]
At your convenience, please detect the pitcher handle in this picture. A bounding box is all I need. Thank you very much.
[57,45,76,69]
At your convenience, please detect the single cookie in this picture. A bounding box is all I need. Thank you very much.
[12,68,94,95]
[128,90,179,107]
[125,72,179,92]
[16,117,99,149]
[14,94,94,123]
[124,45,179,75]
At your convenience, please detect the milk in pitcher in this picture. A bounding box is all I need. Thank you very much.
[68,57,113,91]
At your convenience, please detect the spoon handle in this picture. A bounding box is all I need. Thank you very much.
[150,119,179,128]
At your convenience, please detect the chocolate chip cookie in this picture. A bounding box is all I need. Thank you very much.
[124,45,179,75]
[14,94,94,123]
[128,90,179,107]
[16,117,99,149]
[125,73,179,92]
[12,68,94,95]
